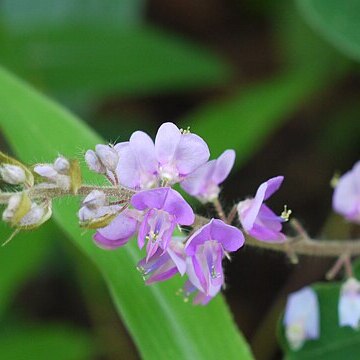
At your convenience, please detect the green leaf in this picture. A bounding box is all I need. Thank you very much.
[0,221,54,317]
[0,324,95,360]
[297,0,360,61]
[278,283,360,359]
[2,0,145,31]
[0,25,231,99]
[0,66,253,359]
[182,68,338,167]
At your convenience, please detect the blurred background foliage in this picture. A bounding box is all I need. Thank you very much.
[0,0,359,359]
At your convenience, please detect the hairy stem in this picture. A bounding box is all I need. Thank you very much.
[195,215,360,257]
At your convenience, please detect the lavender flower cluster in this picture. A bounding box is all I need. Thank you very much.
[80,122,289,304]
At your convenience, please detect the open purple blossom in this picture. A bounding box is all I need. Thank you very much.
[137,237,186,284]
[113,122,210,189]
[284,287,319,351]
[237,176,287,243]
[184,219,245,304]
[338,277,360,329]
[155,122,210,184]
[333,161,360,224]
[181,150,235,203]
[131,187,194,261]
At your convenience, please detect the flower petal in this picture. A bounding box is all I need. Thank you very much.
[212,149,236,184]
[174,133,210,175]
[209,219,245,251]
[180,161,215,196]
[131,187,194,225]
[96,212,137,241]
[155,122,181,164]
[333,161,360,222]
[129,131,157,174]
[263,176,284,201]
[115,142,140,189]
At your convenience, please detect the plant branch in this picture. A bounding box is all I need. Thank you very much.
[2,184,360,258]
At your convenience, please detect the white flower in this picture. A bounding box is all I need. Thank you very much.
[284,287,320,350]
[339,277,360,329]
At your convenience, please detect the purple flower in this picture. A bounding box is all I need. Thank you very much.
[93,211,138,250]
[284,287,320,351]
[137,237,186,284]
[333,161,360,224]
[184,219,245,304]
[181,150,235,203]
[155,122,210,184]
[131,187,194,261]
[338,277,360,329]
[113,122,209,189]
[114,131,158,190]
[237,176,287,242]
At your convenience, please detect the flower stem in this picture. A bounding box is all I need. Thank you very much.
[212,198,227,222]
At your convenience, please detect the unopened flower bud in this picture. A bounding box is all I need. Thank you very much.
[19,204,45,226]
[339,277,360,329]
[0,164,26,185]
[53,156,70,174]
[85,150,106,174]
[2,194,22,222]
[34,164,58,179]
[95,144,119,171]
[82,190,107,209]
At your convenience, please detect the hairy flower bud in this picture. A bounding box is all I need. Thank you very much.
[82,190,107,209]
[0,164,26,185]
[2,194,22,222]
[95,144,119,171]
[34,164,58,179]
[85,150,106,174]
[54,156,70,174]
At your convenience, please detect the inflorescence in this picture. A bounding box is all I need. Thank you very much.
[0,122,359,348]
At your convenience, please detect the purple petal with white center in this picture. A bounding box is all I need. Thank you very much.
[155,122,181,165]
[186,240,224,297]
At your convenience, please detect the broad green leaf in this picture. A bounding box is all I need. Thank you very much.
[0,25,231,99]
[0,221,54,317]
[182,68,339,166]
[2,0,144,31]
[279,283,360,359]
[0,66,253,359]
[297,0,360,61]
[0,324,95,359]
